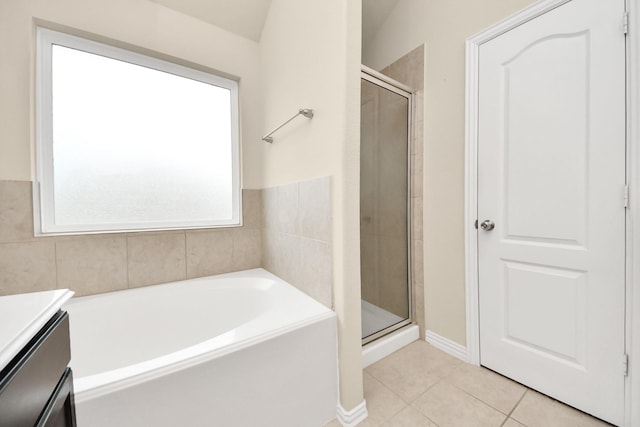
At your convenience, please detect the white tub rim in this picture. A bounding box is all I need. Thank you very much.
[65,269,335,403]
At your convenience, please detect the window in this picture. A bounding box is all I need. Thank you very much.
[35,28,240,235]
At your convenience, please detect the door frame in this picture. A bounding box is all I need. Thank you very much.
[463,0,638,425]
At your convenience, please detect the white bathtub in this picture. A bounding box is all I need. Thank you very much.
[64,268,338,427]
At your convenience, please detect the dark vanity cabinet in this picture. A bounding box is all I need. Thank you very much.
[0,311,77,427]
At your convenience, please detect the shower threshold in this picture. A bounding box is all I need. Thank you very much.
[362,323,419,367]
[361,300,404,338]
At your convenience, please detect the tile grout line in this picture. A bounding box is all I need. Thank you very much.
[409,377,445,427]
[433,356,529,422]
[365,343,474,425]
[416,375,519,427]
[438,371,517,423]
[405,376,460,427]
[500,389,529,427]
[365,372,408,424]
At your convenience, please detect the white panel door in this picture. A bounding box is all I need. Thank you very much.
[477,0,626,424]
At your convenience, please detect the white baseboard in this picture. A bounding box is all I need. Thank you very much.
[425,330,469,363]
[336,400,368,427]
[362,325,419,368]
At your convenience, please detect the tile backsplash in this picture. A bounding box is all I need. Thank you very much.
[0,180,262,297]
[262,177,333,308]
[0,177,333,309]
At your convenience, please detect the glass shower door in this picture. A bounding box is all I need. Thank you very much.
[360,72,412,343]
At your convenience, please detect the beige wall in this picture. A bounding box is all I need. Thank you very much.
[0,0,264,188]
[259,0,364,412]
[362,0,536,346]
[259,0,349,188]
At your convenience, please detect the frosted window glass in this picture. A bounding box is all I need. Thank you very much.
[50,45,235,227]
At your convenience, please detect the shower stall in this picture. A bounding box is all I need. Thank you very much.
[360,68,413,344]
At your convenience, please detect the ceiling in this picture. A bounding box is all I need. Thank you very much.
[149,0,398,45]
[150,0,273,42]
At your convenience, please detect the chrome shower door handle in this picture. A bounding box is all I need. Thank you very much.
[480,220,495,231]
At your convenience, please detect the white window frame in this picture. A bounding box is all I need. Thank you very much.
[34,27,241,235]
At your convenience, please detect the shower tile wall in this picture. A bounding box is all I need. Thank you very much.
[0,180,262,297]
[380,45,425,338]
[261,176,333,308]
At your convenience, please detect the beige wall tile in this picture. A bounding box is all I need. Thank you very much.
[264,184,297,233]
[186,229,233,279]
[232,229,261,271]
[242,189,262,229]
[0,241,56,295]
[128,233,186,287]
[299,177,331,241]
[276,182,299,234]
[261,178,333,307]
[300,237,332,307]
[407,46,425,91]
[412,119,424,158]
[412,197,423,242]
[0,181,33,243]
[412,238,424,286]
[411,153,423,198]
[56,237,127,296]
[414,91,424,123]
[381,45,424,91]
[413,279,425,338]
[264,231,302,285]
[387,54,410,88]
[0,182,264,297]
[262,187,277,231]
[261,230,276,272]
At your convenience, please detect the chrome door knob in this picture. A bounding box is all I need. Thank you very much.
[480,220,495,231]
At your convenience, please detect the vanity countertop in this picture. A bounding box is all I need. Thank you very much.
[0,289,74,371]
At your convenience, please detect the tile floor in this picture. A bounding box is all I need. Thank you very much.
[325,340,612,427]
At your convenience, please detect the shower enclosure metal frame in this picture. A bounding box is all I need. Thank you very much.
[361,66,415,345]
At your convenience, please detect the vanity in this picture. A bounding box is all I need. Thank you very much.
[0,290,76,427]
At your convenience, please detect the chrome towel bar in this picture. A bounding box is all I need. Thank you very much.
[262,108,314,143]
